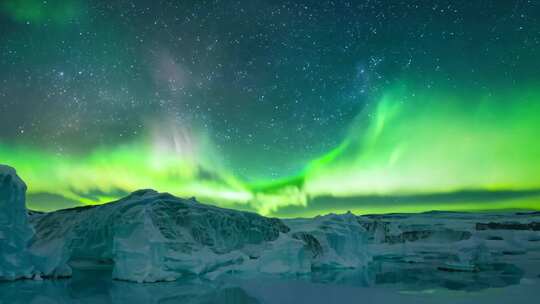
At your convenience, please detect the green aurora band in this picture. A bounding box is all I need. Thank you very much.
[0,0,83,25]
[2,83,540,216]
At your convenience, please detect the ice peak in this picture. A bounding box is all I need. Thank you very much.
[0,164,27,194]
[128,189,159,198]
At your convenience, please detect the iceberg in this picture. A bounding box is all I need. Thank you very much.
[3,164,537,287]
[0,165,35,280]
[30,189,336,282]
[0,165,70,280]
[285,212,370,269]
[28,189,375,282]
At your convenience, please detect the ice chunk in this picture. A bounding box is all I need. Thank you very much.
[0,165,35,280]
[253,234,311,274]
[0,165,72,281]
[285,212,370,269]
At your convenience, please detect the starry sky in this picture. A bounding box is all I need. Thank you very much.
[1,0,540,216]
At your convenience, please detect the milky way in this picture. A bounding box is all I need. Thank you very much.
[1,1,539,216]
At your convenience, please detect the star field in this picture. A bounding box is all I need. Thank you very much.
[1,0,540,215]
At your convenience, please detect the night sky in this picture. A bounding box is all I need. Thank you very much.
[1,0,540,216]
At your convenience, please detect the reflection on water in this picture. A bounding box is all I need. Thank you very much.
[302,260,523,292]
[0,268,260,304]
[370,261,523,291]
[0,261,525,304]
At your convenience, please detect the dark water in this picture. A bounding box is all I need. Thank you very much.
[0,261,526,304]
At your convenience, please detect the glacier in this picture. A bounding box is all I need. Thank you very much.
[1,163,540,289]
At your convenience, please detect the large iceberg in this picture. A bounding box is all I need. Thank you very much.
[0,165,70,281]
[28,187,375,282]
[30,189,368,282]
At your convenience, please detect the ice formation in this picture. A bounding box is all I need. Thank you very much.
[286,212,369,269]
[28,188,375,282]
[0,165,35,280]
[3,164,539,285]
[30,190,304,282]
[0,165,70,281]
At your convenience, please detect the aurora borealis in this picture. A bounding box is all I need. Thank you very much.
[1,1,539,216]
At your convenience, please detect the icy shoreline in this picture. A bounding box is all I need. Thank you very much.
[2,164,540,287]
